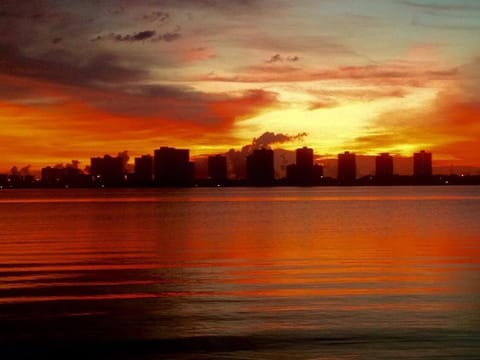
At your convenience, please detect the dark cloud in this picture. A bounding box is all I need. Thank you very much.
[143,11,170,23]
[129,84,198,98]
[129,30,156,41]
[251,131,307,149]
[0,2,49,20]
[92,30,156,42]
[149,0,261,11]
[92,28,181,42]
[0,39,279,130]
[89,87,279,128]
[154,29,181,42]
[266,54,300,63]
[0,43,147,88]
[266,54,282,63]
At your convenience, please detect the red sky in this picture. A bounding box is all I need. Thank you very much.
[1,0,479,174]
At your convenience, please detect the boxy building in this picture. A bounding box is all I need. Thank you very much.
[153,147,194,186]
[337,151,356,185]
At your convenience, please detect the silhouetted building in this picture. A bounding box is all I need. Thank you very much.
[246,149,274,186]
[208,155,227,183]
[338,151,356,184]
[41,166,62,186]
[7,174,22,187]
[134,155,153,185]
[413,150,432,177]
[313,164,324,183]
[1,173,36,188]
[287,147,319,185]
[64,167,88,187]
[41,166,86,187]
[0,174,7,188]
[22,175,35,187]
[154,147,194,186]
[90,155,125,186]
[375,153,394,177]
[286,163,297,183]
[296,147,314,169]
[296,147,314,185]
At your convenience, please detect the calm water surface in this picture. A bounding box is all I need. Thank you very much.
[1,186,479,359]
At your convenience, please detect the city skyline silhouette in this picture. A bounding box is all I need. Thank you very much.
[2,145,480,188]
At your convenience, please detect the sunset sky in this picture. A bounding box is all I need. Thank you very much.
[1,0,479,173]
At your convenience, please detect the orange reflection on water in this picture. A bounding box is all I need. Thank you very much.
[0,187,479,335]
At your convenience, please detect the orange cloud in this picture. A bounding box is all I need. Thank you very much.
[181,47,215,64]
[198,62,458,85]
[0,71,281,171]
[348,88,480,166]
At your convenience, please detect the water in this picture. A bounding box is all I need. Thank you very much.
[1,186,479,359]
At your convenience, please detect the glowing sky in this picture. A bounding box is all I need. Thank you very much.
[1,0,479,172]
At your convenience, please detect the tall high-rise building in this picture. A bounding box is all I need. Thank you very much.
[337,151,356,184]
[90,155,124,186]
[413,150,432,177]
[375,153,394,177]
[246,149,274,185]
[154,147,194,186]
[41,166,62,186]
[41,166,86,187]
[0,174,7,188]
[286,163,297,183]
[296,147,314,185]
[296,147,314,169]
[312,164,324,183]
[287,147,324,185]
[134,155,153,185]
[208,155,227,182]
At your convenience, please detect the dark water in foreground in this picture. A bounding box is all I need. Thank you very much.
[1,186,479,359]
